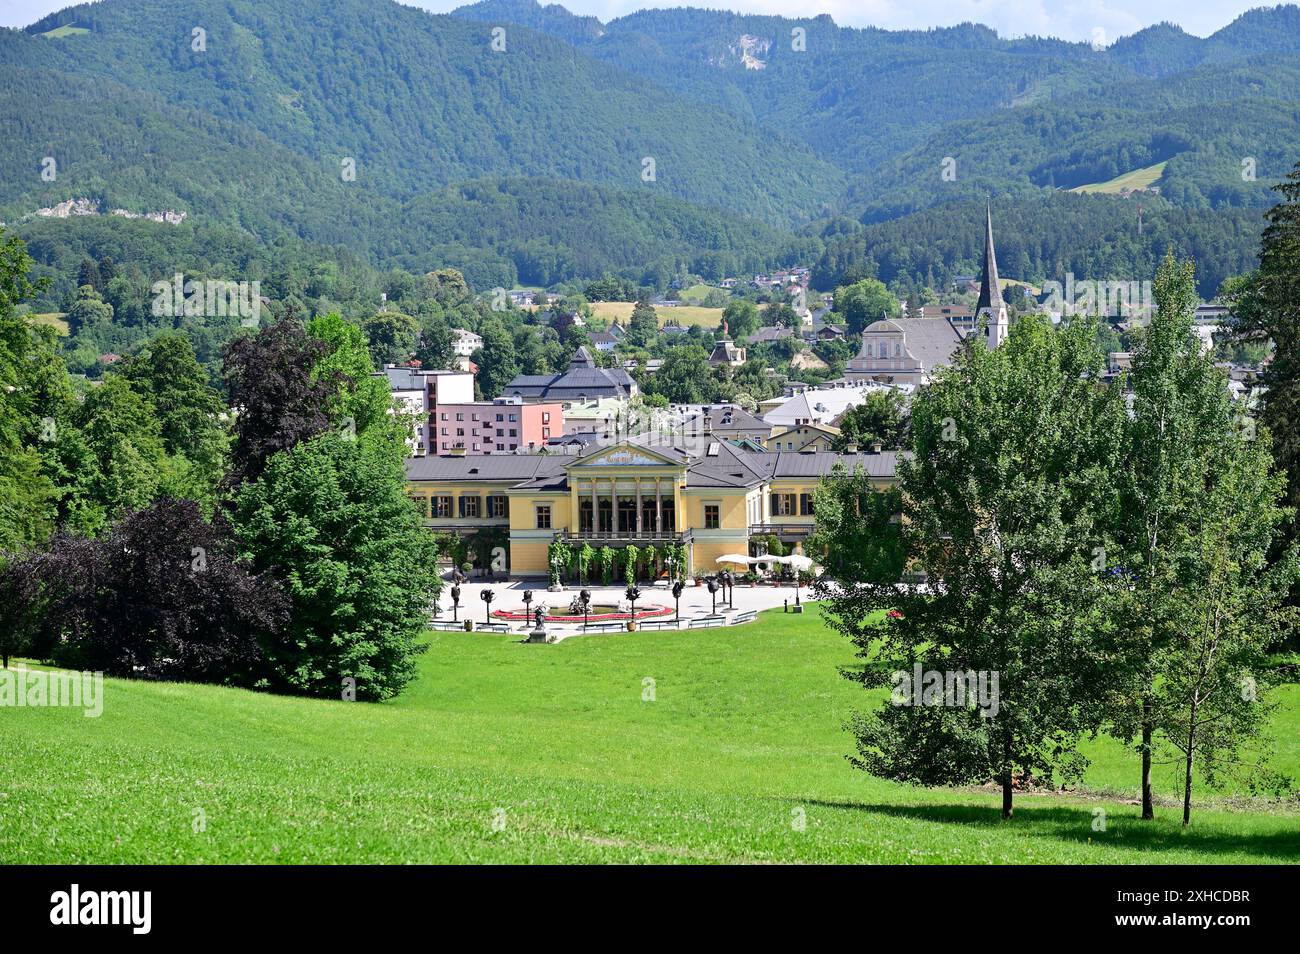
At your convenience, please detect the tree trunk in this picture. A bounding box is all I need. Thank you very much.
[1001,732,1014,820]
[1182,711,1197,827]
[1141,695,1155,820]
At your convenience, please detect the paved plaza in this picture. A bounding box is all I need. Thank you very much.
[431,576,810,641]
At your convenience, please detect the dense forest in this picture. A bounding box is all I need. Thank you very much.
[3,0,1297,344]
[4,0,842,228]
[458,1,1300,214]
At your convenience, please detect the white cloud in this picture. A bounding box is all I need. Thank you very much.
[0,0,1269,42]
[424,0,1261,41]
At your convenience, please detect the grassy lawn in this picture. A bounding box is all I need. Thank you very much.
[27,313,69,335]
[677,283,720,301]
[39,25,91,39]
[2,605,1295,863]
[1069,160,1167,194]
[587,300,723,329]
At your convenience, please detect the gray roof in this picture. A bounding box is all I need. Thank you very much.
[767,450,900,480]
[405,455,561,482]
[573,435,692,466]
[748,326,794,343]
[859,318,965,371]
[503,346,635,399]
[684,440,774,489]
[377,367,431,391]
[675,404,769,434]
[405,440,900,490]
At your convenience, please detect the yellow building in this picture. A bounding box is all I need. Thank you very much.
[405,437,898,578]
[764,423,841,453]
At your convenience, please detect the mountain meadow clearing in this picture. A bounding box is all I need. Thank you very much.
[2,605,1296,864]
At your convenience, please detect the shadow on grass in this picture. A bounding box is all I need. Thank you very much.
[801,798,1300,862]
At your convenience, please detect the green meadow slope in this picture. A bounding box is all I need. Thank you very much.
[2,606,1295,863]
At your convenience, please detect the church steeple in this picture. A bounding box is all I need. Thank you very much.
[977,200,1009,348]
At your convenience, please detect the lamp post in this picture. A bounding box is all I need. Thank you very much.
[721,570,734,608]
[450,584,461,622]
[626,584,640,620]
[480,588,494,626]
[671,580,684,623]
[707,576,718,616]
[579,588,591,631]
[522,589,533,625]
[793,567,801,609]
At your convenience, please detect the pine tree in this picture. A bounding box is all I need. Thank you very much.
[1228,160,1300,551]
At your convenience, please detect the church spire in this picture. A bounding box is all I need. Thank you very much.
[977,200,1003,313]
[976,200,1009,348]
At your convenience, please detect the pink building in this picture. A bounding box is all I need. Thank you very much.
[432,398,562,454]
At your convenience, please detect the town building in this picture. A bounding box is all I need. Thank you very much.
[451,328,482,357]
[405,435,898,577]
[843,204,1008,387]
[842,317,966,388]
[762,383,891,429]
[708,337,747,367]
[764,423,841,453]
[747,325,794,345]
[375,367,475,456]
[561,396,630,434]
[431,396,563,454]
[502,346,638,403]
[663,404,771,443]
[588,322,624,353]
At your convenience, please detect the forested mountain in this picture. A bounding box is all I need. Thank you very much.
[810,193,1265,299]
[2,0,842,232]
[456,2,1300,217]
[2,0,1298,306]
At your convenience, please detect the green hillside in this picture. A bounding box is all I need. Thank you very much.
[809,192,1265,299]
[458,1,1300,207]
[4,606,1295,863]
[1071,160,1168,194]
[4,0,1299,303]
[7,0,844,228]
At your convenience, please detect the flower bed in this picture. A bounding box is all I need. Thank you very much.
[493,603,673,622]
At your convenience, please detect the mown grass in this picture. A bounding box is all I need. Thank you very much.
[26,313,69,335]
[1070,160,1167,194]
[586,300,723,329]
[2,605,1295,863]
[39,25,91,39]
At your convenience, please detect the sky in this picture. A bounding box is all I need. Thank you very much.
[0,0,1273,44]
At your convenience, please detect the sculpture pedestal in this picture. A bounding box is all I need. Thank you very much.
[528,625,549,644]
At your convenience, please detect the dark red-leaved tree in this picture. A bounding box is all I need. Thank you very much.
[221,313,342,489]
[6,499,287,685]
